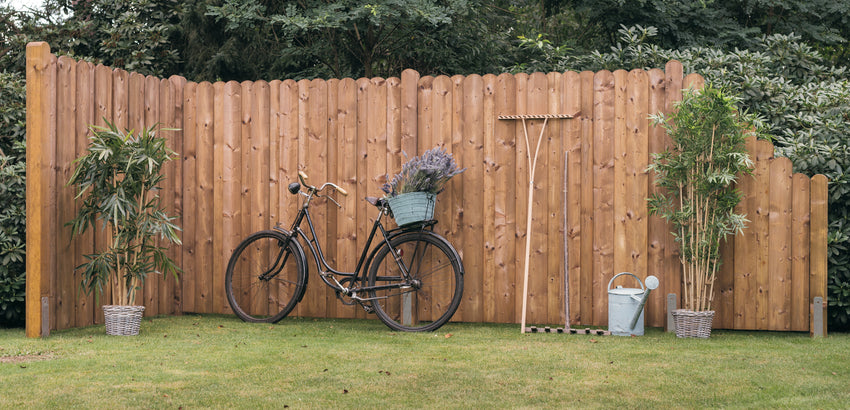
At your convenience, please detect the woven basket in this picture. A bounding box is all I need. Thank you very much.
[386,192,436,226]
[672,309,714,338]
[103,305,145,336]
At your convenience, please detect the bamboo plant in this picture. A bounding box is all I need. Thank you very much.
[67,121,182,306]
[647,86,754,312]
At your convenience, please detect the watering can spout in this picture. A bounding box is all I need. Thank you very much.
[629,275,659,330]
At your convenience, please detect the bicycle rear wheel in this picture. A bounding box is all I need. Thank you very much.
[225,230,307,323]
[368,231,463,331]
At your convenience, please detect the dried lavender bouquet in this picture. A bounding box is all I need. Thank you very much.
[382,147,466,197]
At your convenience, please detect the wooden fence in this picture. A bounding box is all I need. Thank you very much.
[25,42,828,337]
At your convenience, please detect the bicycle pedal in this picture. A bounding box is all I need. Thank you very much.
[361,304,375,314]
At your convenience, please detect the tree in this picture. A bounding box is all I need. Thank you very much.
[53,0,183,77]
[204,0,511,79]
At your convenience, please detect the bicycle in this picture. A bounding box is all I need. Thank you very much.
[225,171,464,332]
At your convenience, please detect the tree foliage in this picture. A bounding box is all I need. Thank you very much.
[202,0,510,80]
[0,70,26,326]
[54,0,182,76]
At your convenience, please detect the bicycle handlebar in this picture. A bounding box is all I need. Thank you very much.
[297,171,349,196]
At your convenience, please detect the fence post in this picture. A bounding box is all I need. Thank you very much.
[666,293,677,333]
[25,42,55,338]
[810,174,828,337]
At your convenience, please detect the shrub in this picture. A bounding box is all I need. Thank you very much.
[0,71,26,327]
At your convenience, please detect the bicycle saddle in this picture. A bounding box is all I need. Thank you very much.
[365,196,387,208]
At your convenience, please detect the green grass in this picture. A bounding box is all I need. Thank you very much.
[1,315,848,408]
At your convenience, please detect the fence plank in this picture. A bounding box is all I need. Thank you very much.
[646,68,667,327]
[413,76,436,322]
[734,136,757,329]
[592,70,615,326]
[663,61,684,310]
[74,61,96,327]
[279,79,301,316]
[494,73,517,323]
[170,76,186,312]
[196,82,215,313]
[268,80,281,253]
[401,70,419,158]
[253,81,272,315]
[307,79,329,317]
[91,65,112,320]
[450,75,465,321]
[768,157,793,330]
[436,75,459,322]
[563,71,582,326]
[546,72,563,325]
[483,74,497,323]
[161,76,184,315]
[55,56,77,330]
[790,173,810,331]
[752,140,773,329]
[112,69,128,131]
[354,77,370,320]
[613,69,629,289]
[578,70,595,325]
[624,69,649,316]
[325,78,340,318]
[209,81,223,314]
[146,74,163,313]
[181,82,197,313]
[336,78,358,319]
[219,81,241,315]
[463,74,485,322]
[810,174,828,336]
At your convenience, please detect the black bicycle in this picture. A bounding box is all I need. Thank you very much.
[225,171,464,332]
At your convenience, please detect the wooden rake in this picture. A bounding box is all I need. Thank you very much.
[498,114,577,334]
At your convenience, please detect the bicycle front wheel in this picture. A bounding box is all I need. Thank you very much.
[368,231,463,332]
[225,230,307,323]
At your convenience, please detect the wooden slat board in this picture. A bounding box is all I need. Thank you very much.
[592,70,615,325]
[74,61,95,326]
[27,48,832,335]
[563,71,582,327]
[494,73,517,323]
[55,56,76,330]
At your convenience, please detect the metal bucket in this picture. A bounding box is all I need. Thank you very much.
[607,272,659,336]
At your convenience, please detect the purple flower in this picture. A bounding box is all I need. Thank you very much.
[382,147,466,197]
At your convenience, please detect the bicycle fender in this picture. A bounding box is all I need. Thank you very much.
[417,231,465,276]
[271,227,310,303]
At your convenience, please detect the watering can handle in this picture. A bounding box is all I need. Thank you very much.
[607,272,645,292]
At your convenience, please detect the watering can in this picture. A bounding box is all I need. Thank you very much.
[607,272,659,336]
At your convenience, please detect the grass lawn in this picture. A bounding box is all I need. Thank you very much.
[1,315,848,408]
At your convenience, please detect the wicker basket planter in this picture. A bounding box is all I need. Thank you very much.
[103,305,145,336]
[672,309,714,339]
[386,192,436,226]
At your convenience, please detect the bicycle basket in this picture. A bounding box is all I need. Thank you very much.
[386,192,436,226]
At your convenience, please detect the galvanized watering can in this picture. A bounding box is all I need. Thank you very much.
[607,272,659,336]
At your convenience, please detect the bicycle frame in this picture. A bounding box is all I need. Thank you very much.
[273,184,433,301]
